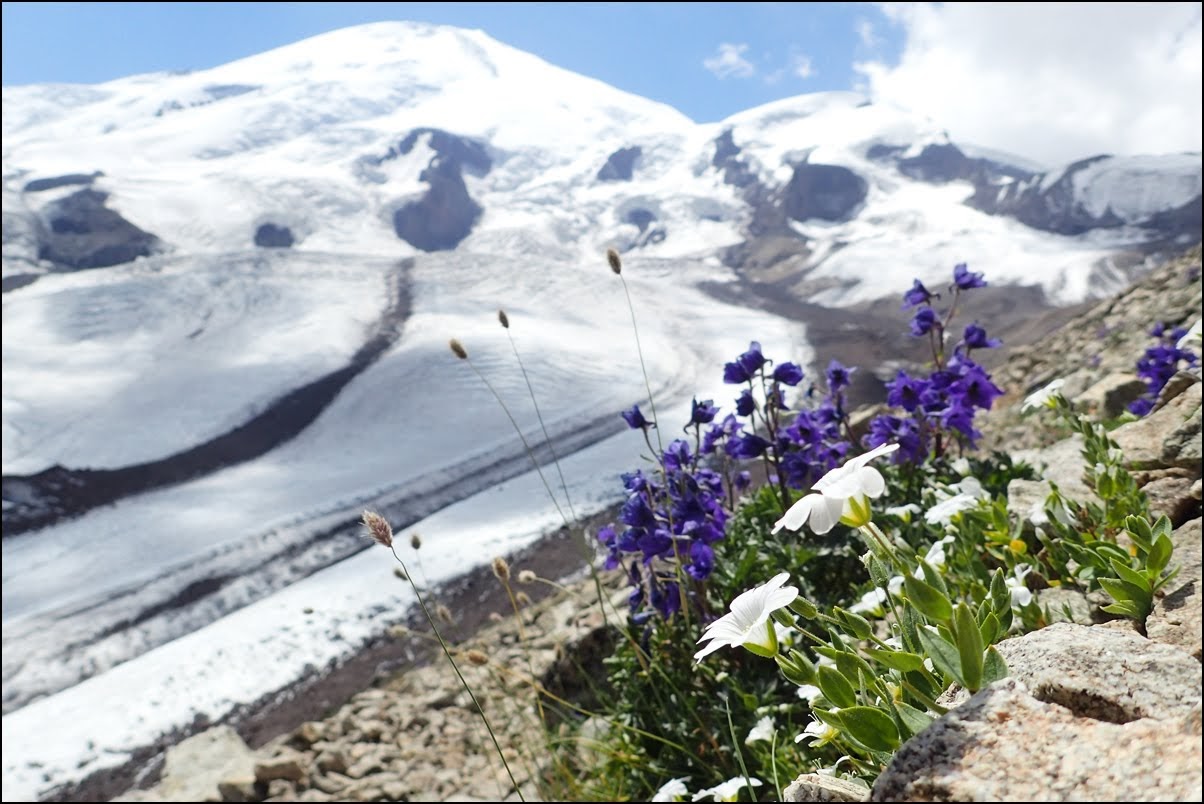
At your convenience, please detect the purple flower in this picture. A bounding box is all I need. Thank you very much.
[662,439,693,472]
[687,541,715,580]
[690,398,718,425]
[865,414,926,463]
[736,389,756,417]
[724,341,767,383]
[773,362,805,386]
[952,263,987,290]
[826,359,855,393]
[902,278,935,309]
[622,405,652,429]
[962,323,1002,350]
[955,365,1004,410]
[886,371,929,413]
[1128,397,1155,417]
[726,433,772,459]
[734,470,752,491]
[910,307,938,337]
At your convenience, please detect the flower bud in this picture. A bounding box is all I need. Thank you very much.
[607,248,622,275]
[497,309,510,329]
[449,338,468,359]
[362,511,394,548]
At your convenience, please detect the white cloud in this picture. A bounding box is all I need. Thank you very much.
[704,42,756,79]
[854,3,1202,167]
[791,53,815,79]
[855,17,880,49]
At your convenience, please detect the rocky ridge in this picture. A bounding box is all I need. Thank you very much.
[113,245,1202,803]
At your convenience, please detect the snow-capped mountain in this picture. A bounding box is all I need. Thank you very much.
[1,21,1200,802]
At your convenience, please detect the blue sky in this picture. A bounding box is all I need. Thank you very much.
[1,3,1200,165]
[1,2,902,124]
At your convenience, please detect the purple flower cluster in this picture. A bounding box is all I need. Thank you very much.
[867,263,1003,461]
[596,439,730,622]
[599,342,853,622]
[1127,323,1199,416]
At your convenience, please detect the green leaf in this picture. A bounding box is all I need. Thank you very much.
[917,626,964,687]
[837,706,900,752]
[787,649,818,684]
[981,645,1009,685]
[904,575,954,623]
[1098,577,1150,610]
[989,569,1009,611]
[1108,558,1151,593]
[834,607,873,640]
[864,648,927,673]
[1101,600,1143,619]
[918,559,950,599]
[775,654,813,688]
[953,603,984,691]
[817,664,857,709]
[978,611,1001,646]
[893,701,935,740]
[1146,532,1173,577]
[789,597,819,620]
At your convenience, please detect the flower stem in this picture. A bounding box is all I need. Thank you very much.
[389,545,524,801]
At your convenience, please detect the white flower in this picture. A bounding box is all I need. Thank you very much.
[848,576,904,615]
[1022,378,1066,411]
[921,535,957,569]
[951,457,972,476]
[1006,563,1033,608]
[796,684,822,703]
[691,777,763,802]
[653,777,691,802]
[795,717,839,747]
[849,586,888,615]
[925,477,988,525]
[694,573,798,662]
[884,503,922,522]
[773,443,900,535]
[745,715,775,744]
[924,493,980,525]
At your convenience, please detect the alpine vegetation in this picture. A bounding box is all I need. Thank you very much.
[369,253,1183,802]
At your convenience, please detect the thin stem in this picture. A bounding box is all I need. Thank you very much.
[502,326,610,628]
[466,357,567,526]
[389,546,525,800]
[620,274,664,458]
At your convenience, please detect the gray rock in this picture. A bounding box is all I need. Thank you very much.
[871,678,1203,802]
[1148,518,1203,661]
[113,725,255,803]
[1143,474,1202,528]
[36,188,160,270]
[1075,373,1147,418]
[596,146,641,181]
[1113,380,1201,469]
[1011,434,1101,508]
[782,163,867,222]
[994,622,1202,722]
[782,773,870,802]
[254,750,307,783]
[1036,587,1096,625]
[1007,478,1053,530]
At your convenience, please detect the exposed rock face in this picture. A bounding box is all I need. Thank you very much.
[254,223,294,248]
[623,207,655,233]
[389,128,490,252]
[596,146,641,182]
[871,678,1202,802]
[36,188,160,270]
[113,725,255,802]
[1147,518,1202,660]
[712,129,757,188]
[22,172,103,193]
[969,155,1124,235]
[782,163,867,222]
